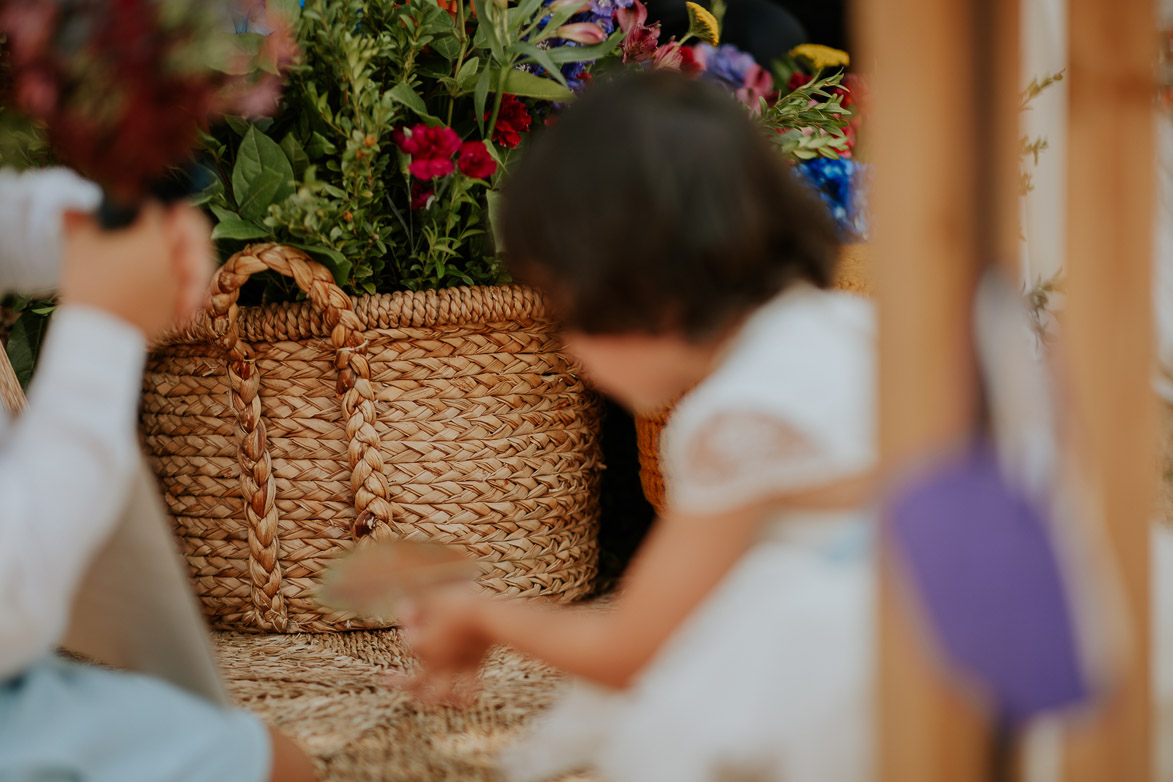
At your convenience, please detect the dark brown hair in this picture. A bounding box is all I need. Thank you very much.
[500,69,839,341]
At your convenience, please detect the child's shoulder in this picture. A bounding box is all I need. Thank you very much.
[662,285,876,502]
[708,283,874,404]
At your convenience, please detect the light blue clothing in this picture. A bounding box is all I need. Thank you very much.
[0,656,270,782]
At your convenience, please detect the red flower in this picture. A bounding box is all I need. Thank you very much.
[787,72,812,92]
[487,95,532,149]
[837,73,866,109]
[457,140,497,179]
[394,123,460,157]
[395,123,461,179]
[678,44,703,77]
[831,86,852,108]
[411,181,434,210]
[409,156,455,179]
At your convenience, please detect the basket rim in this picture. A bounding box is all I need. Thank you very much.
[156,280,551,348]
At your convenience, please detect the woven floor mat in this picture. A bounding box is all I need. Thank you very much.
[212,629,599,781]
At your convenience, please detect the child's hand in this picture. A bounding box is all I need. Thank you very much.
[59,202,214,339]
[398,583,493,703]
[163,204,215,326]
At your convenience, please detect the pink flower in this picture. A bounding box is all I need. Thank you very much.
[13,65,58,117]
[651,41,683,70]
[735,64,775,112]
[625,27,661,63]
[456,140,497,179]
[618,0,661,64]
[228,75,284,119]
[690,41,709,70]
[616,0,647,34]
[0,2,58,67]
[556,22,607,45]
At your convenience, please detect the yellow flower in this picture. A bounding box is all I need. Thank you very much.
[685,2,720,45]
[789,43,850,71]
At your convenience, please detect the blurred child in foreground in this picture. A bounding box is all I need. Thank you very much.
[0,168,316,782]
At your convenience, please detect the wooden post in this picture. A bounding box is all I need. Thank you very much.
[858,0,1026,776]
[1061,0,1157,780]
[855,0,1002,778]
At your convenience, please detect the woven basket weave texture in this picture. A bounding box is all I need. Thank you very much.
[142,244,603,633]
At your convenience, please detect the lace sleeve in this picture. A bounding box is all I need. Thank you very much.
[663,411,828,515]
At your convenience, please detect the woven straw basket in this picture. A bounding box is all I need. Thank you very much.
[635,244,872,514]
[142,244,603,633]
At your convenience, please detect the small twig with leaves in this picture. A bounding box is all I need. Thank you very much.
[759,70,852,160]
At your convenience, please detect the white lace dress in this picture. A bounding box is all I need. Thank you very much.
[499,283,877,782]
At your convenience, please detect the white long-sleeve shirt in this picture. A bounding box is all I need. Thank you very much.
[0,168,146,680]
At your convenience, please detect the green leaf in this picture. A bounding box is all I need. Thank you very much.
[232,126,296,222]
[190,165,224,206]
[279,133,310,179]
[224,115,253,138]
[471,0,504,61]
[473,17,493,52]
[431,34,462,60]
[209,204,241,224]
[498,68,574,102]
[389,82,440,123]
[474,67,492,135]
[456,56,481,89]
[509,42,569,88]
[306,131,337,158]
[510,0,547,35]
[544,30,624,62]
[485,188,506,253]
[211,217,270,241]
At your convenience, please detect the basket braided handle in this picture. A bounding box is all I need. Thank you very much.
[207,244,394,631]
[0,342,25,416]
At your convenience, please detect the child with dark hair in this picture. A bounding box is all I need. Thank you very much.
[402,71,875,782]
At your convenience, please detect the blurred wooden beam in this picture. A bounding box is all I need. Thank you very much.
[1061,0,1157,780]
[855,0,1016,776]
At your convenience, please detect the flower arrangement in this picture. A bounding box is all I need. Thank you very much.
[199,0,871,300]
[199,0,624,299]
[0,0,290,384]
[607,7,866,239]
[767,43,866,240]
[0,0,290,203]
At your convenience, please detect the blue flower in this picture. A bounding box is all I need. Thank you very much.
[696,43,756,89]
[794,157,870,241]
[589,0,634,15]
[528,0,620,95]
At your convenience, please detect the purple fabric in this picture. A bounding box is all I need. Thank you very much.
[886,440,1091,723]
